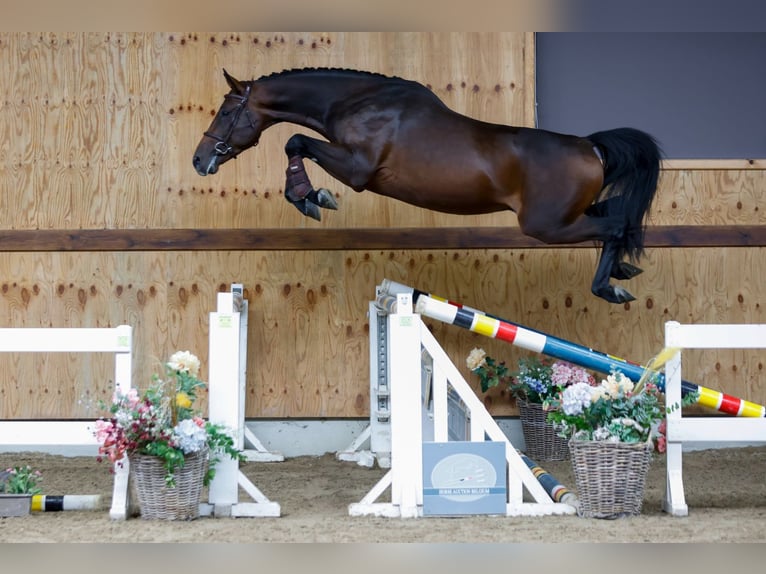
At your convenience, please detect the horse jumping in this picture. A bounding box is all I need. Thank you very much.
[193,68,662,304]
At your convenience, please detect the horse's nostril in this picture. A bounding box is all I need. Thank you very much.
[193,156,200,167]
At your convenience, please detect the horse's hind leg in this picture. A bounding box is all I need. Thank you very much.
[611,260,643,281]
[585,198,643,280]
[591,242,636,304]
[519,208,637,304]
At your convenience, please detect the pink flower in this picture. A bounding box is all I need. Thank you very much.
[93,419,115,443]
[656,436,667,453]
[125,388,140,408]
[551,362,596,387]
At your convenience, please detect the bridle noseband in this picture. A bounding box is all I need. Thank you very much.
[203,84,256,158]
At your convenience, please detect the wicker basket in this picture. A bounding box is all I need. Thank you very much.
[129,448,208,520]
[517,399,569,461]
[569,437,653,519]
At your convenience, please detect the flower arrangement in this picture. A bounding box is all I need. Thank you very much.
[545,370,696,451]
[94,350,244,486]
[0,465,43,495]
[466,347,595,403]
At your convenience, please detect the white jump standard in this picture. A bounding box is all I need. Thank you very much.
[202,284,281,517]
[349,289,576,517]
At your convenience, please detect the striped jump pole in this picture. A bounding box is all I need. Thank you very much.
[379,279,765,418]
[31,494,101,512]
[519,453,578,507]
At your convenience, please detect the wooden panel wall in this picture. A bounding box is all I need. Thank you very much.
[0,32,764,421]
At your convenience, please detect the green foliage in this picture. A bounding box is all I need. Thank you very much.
[94,350,245,488]
[546,370,700,451]
[467,348,595,403]
[0,465,43,495]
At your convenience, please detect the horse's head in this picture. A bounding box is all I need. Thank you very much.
[193,69,263,176]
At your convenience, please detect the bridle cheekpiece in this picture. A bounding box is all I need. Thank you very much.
[203,84,255,158]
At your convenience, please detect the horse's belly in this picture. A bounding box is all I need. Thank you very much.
[370,169,510,215]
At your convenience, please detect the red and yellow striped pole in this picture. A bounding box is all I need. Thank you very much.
[379,279,766,418]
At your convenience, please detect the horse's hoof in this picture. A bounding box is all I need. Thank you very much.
[316,188,338,210]
[593,285,636,304]
[293,199,322,221]
[612,286,636,303]
[611,261,643,280]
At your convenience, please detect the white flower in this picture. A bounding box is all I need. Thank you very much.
[174,418,207,454]
[592,426,612,441]
[466,348,487,371]
[168,350,201,378]
[600,371,634,398]
[561,382,594,415]
[612,417,645,433]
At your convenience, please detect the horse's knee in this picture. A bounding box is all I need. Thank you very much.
[284,134,306,156]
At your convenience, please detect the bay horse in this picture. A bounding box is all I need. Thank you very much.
[193,68,662,304]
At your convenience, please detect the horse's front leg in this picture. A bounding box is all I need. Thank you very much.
[284,134,371,221]
[284,156,338,221]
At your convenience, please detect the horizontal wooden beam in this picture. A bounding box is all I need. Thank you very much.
[0,226,764,252]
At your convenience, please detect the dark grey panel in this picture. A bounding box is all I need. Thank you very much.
[535,33,766,158]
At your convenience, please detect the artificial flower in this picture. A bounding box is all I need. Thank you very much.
[94,351,244,486]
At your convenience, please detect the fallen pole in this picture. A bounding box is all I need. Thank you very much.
[31,494,101,511]
[519,453,578,507]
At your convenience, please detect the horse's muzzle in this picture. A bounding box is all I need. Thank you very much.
[193,155,218,176]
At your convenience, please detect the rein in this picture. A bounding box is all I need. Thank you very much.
[203,84,255,157]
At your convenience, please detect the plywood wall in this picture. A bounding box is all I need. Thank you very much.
[0,32,764,422]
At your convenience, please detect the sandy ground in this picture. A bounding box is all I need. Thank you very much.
[2,446,766,543]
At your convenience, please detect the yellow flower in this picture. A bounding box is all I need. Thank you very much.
[175,392,192,409]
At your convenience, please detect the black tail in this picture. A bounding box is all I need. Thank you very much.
[586,127,662,262]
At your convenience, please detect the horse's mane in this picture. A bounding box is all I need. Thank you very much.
[255,67,400,82]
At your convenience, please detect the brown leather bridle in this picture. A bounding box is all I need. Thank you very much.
[203,84,256,158]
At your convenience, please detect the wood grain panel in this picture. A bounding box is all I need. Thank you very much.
[0,33,765,425]
[0,247,765,420]
[653,169,766,226]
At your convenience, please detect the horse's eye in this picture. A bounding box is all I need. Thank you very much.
[221,110,231,117]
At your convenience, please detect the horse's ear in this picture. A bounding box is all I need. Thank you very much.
[222,68,245,93]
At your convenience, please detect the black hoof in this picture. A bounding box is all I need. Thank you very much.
[315,188,338,210]
[292,199,322,221]
[306,189,338,210]
[611,261,643,280]
[592,285,636,304]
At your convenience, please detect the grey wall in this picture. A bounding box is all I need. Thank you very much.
[535,33,766,158]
